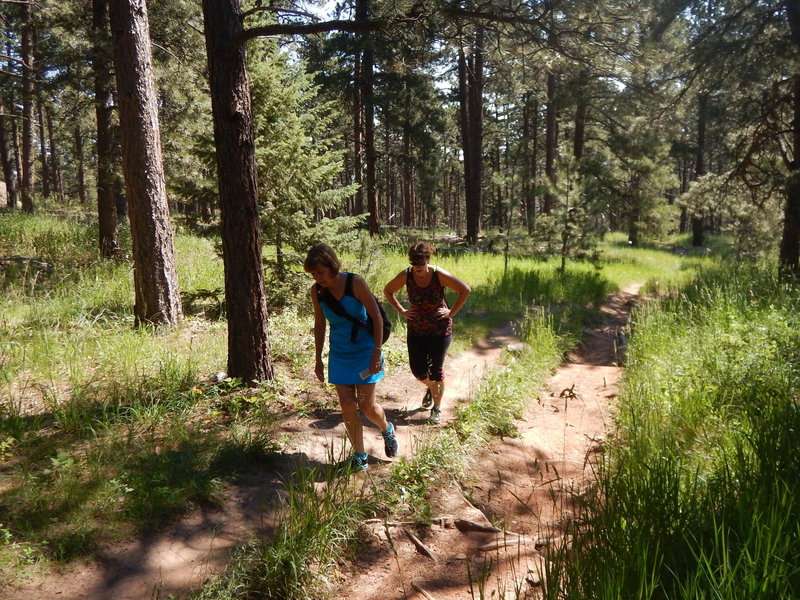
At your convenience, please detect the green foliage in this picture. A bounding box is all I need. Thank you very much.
[678,173,783,260]
[545,262,800,600]
[193,464,375,600]
[249,40,358,308]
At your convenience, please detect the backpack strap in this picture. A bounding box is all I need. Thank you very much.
[344,272,356,298]
[317,274,366,343]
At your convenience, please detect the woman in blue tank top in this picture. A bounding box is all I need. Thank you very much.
[305,244,398,472]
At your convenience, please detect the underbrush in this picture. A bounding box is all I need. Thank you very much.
[543,263,800,600]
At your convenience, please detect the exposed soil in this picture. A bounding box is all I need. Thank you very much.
[3,283,641,600]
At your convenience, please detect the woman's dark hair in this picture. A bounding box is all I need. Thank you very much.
[408,241,434,265]
[304,244,341,274]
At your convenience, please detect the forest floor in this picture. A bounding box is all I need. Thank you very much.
[4,283,641,600]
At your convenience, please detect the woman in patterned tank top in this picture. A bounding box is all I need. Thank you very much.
[383,242,471,424]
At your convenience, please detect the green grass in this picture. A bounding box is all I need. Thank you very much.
[193,452,377,600]
[543,262,800,600]
[1,212,707,593]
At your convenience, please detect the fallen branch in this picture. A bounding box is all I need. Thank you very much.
[403,528,437,563]
[0,256,53,273]
[411,581,438,600]
[476,535,539,552]
[453,518,502,533]
[363,518,418,527]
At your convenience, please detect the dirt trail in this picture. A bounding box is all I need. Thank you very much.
[335,282,642,600]
[4,284,640,600]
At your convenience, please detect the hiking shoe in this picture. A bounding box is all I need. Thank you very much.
[421,388,433,409]
[337,453,368,474]
[382,422,398,458]
[427,407,441,425]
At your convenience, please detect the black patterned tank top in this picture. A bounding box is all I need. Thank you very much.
[406,267,452,337]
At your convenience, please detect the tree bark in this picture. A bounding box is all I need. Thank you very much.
[93,0,119,257]
[11,111,21,196]
[402,79,413,227]
[20,1,35,213]
[543,69,557,214]
[37,93,49,198]
[201,0,274,383]
[529,96,539,232]
[47,112,64,203]
[628,174,640,246]
[363,42,378,235]
[573,70,588,162]
[457,41,473,239]
[780,4,800,278]
[112,125,128,220]
[352,0,365,216]
[0,95,17,208]
[74,124,87,205]
[692,92,707,248]
[459,28,483,244]
[779,75,800,278]
[109,0,183,327]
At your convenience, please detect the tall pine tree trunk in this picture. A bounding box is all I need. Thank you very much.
[543,69,557,214]
[573,70,588,161]
[459,28,483,244]
[109,0,182,327]
[457,41,473,240]
[363,44,378,235]
[20,1,35,213]
[779,75,800,278]
[201,0,274,383]
[692,92,707,247]
[47,112,63,203]
[628,174,641,246]
[779,4,800,278]
[0,95,17,208]
[402,80,413,227]
[529,96,539,232]
[36,94,49,198]
[93,0,119,256]
[74,124,87,205]
[353,50,364,215]
[112,125,128,220]
[12,112,21,195]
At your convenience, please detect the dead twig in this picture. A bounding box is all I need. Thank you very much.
[403,528,437,563]
[411,581,439,600]
[453,518,502,533]
[476,535,539,552]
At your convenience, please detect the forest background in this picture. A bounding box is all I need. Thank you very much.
[0,2,797,385]
[0,0,799,598]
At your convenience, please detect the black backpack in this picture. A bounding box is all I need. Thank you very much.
[316,273,392,345]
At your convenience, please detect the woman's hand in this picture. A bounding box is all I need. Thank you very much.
[314,359,325,382]
[436,307,451,319]
[369,347,382,374]
[402,307,417,320]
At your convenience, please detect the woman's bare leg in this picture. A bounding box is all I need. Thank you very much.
[420,378,444,409]
[354,383,389,432]
[335,384,364,454]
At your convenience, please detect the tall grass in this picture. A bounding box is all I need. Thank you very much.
[194,464,376,600]
[544,263,800,600]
